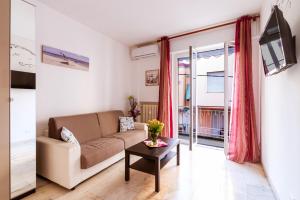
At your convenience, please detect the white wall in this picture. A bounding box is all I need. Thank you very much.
[260,0,300,199]
[36,2,133,136]
[132,55,160,102]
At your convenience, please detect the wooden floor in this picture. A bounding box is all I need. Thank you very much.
[24,144,275,200]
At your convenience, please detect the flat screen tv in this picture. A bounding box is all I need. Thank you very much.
[259,5,297,76]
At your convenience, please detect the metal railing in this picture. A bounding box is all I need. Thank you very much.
[178,106,230,140]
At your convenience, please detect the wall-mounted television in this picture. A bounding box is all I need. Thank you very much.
[259,5,297,76]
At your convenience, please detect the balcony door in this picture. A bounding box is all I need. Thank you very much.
[224,42,235,156]
[189,46,198,150]
[174,42,234,153]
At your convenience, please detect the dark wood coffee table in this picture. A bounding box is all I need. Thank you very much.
[125,137,180,192]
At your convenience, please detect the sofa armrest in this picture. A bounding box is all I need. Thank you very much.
[134,122,147,131]
[134,122,148,137]
[36,136,81,189]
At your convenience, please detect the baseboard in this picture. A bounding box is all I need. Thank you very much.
[261,162,280,200]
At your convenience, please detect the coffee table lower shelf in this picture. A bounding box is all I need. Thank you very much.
[125,138,180,192]
[130,151,176,175]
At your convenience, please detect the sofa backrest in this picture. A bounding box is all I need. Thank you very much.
[48,113,102,144]
[97,110,124,137]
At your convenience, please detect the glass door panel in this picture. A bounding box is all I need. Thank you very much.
[175,43,234,151]
[177,54,190,144]
[224,42,235,156]
[196,44,226,148]
[189,46,198,150]
[176,47,197,150]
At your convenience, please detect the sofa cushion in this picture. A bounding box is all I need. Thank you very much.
[112,130,147,148]
[49,113,101,144]
[97,110,124,137]
[119,116,135,132]
[80,137,124,169]
[60,127,80,145]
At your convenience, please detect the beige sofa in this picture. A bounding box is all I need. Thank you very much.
[37,110,148,189]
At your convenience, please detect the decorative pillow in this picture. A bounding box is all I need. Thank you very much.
[119,117,135,132]
[60,127,80,145]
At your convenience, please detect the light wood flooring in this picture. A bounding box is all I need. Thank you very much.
[24,144,275,200]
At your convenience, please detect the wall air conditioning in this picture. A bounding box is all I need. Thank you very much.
[131,44,159,60]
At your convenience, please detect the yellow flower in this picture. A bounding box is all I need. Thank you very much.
[147,119,164,134]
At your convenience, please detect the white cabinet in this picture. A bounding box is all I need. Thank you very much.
[10,0,36,199]
[10,89,36,199]
[11,89,36,144]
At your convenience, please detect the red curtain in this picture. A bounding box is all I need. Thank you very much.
[228,16,260,163]
[158,37,173,138]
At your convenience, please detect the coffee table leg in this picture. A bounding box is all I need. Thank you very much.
[177,144,180,166]
[125,151,130,181]
[155,158,160,192]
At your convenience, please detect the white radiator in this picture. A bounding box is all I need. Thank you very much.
[140,102,158,123]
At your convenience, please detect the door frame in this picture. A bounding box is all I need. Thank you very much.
[172,42,234,153]
[224,41,235,157]
[171,50,189,141]
[171,47,198,151]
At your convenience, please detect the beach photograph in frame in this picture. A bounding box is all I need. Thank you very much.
[42,45,89,71]
[145,69,160,86]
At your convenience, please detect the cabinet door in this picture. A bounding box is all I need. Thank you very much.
[10,89,36,199]
[10,0,36,198]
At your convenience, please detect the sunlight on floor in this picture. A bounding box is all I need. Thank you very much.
[25,143,275,200]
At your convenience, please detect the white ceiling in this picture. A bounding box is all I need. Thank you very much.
[38,0,263,46]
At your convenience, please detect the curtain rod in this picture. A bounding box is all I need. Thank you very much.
[155,15,260,43]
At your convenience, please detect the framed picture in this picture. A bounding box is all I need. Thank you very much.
[42,45,89,71]
[145,69,160,86]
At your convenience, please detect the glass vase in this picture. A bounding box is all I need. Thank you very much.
[150,132,158,145]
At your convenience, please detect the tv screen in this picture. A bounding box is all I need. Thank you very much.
[259,6,297,76]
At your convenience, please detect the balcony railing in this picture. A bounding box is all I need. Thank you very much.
[178,106,230,140]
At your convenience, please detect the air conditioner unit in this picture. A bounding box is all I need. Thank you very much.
[131,44,159,60]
